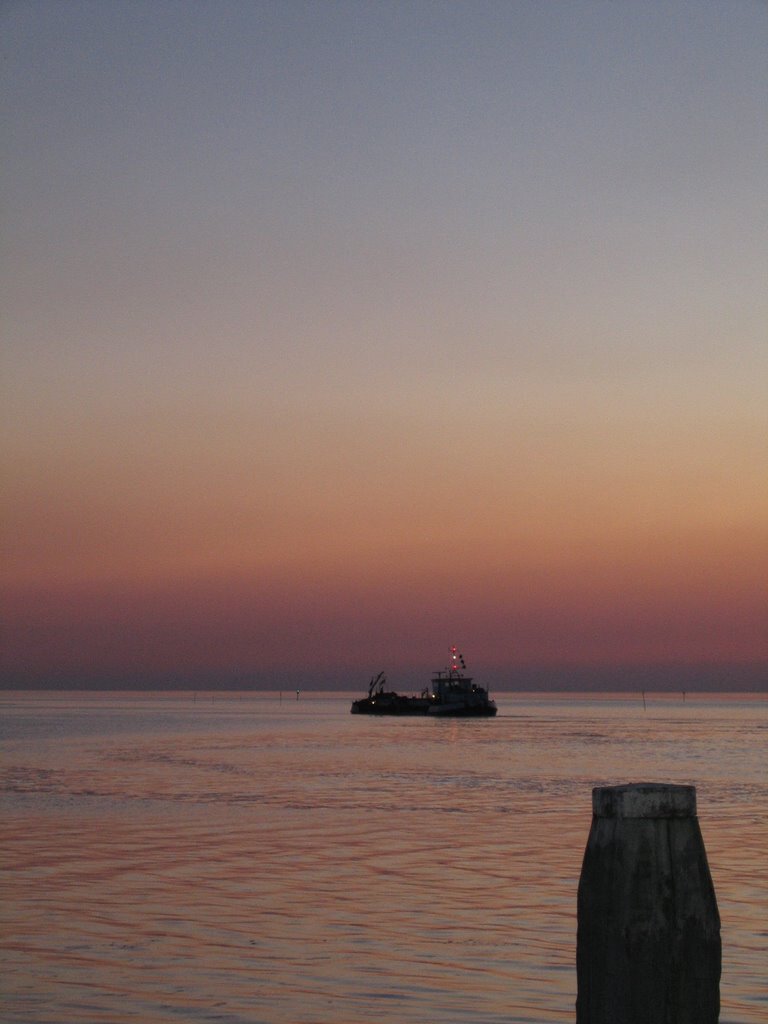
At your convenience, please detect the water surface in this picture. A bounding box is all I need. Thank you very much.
[2,691,765,1023]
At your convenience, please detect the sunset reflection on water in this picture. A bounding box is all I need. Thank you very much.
[1,692,765,1023]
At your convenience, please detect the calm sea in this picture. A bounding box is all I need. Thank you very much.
[1,691,765,1024]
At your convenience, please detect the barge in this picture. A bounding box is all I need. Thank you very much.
[351,648,497,717]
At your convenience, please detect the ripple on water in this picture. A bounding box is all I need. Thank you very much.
[1,693,766,1024]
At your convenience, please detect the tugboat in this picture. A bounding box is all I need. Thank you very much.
[350,647,497,717]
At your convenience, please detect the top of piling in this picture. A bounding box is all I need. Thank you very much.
[592,783,697,818]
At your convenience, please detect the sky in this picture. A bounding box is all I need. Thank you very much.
[2,0,766,691]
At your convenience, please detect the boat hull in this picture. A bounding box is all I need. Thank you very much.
[350,695,497,717]
[350,695,431,715]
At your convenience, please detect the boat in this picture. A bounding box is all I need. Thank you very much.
[350,647,497,717]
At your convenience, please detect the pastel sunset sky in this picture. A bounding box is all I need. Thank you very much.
[2,1,766,689]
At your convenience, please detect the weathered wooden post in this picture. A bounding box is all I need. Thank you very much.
[576,783,721,1024]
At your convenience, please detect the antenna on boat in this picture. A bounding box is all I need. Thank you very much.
[450,646,466,674]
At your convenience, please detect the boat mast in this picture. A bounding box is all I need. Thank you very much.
[450,645,466,677]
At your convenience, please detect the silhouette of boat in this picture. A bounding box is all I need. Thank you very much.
[350,647,497,717]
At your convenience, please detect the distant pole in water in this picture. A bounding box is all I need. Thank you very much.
[641,690,646,711]
[577,783,721,1024]
[296,689,300,701]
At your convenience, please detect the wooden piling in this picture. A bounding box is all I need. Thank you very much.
[576,782,721,1024]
